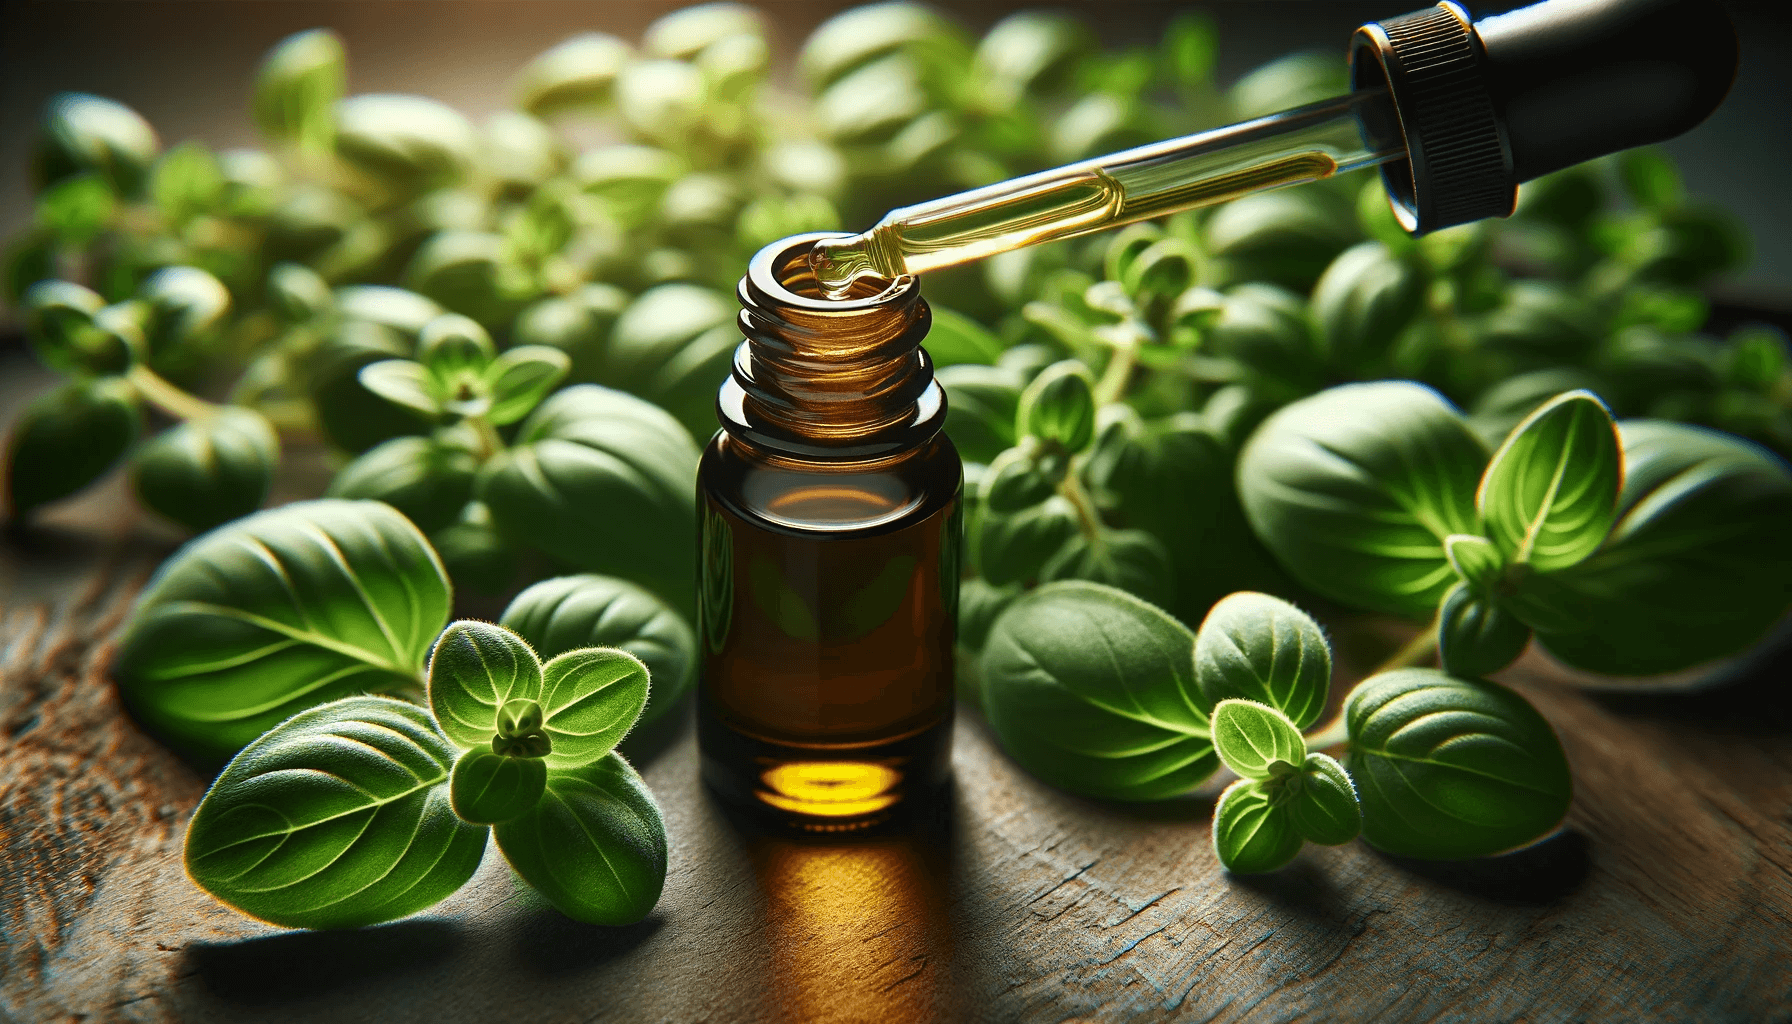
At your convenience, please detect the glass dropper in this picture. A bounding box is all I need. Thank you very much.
[809,88,1403,298]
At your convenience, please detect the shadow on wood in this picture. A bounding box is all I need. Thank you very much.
[182,919,464,1005]
[1372,827,1592,907]
[505,902,667,977]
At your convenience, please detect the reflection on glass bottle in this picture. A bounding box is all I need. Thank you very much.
[697,233,960,832]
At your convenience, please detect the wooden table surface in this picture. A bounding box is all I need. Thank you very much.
[4,354,1790,1024]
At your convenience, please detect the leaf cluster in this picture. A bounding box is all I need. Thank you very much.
[979,583,1571,872]
[1238,381,1792,678]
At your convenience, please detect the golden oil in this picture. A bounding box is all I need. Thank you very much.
[697,233,960,832]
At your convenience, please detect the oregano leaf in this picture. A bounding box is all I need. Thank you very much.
[1288,752,1361,846]
[538,647,650,769]
[450,747,548,825]
[1212,778,1302,874]
[184,696,486,929]
[1438,583,1531,678]
[1210,698,1306,780]
[1194,592,1331,729]
[1478,390,1621,572]
[1443,533,1504,594]
[427,620,544,751]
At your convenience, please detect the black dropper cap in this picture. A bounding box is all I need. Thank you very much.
[1350,0,1738,234]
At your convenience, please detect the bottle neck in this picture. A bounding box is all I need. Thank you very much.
[719,232,946,462]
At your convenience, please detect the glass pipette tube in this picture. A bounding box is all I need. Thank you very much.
[810,88,1403,298]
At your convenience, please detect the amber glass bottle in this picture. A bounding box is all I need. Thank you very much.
[697,233,960,832]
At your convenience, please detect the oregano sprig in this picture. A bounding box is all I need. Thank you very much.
[185,614,663,930]
[980,581,1572,873]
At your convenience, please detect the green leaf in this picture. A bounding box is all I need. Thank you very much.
[450,747,548,825]
[971,495,1079,587]
[403,231,519,328]
[152,142,225,225]
[1443,533,1505,593]
[644,3,764,59]
[1238,382,1486,618]
[1310,242,1426,371]
[1017,360,1097,452]
[1478,390,1621,572]
[493,752,667,925]
[6,377,140,518]
[938,364,1023,464]
[24,280,134,376]
[515,33,632,115]
[1201,285,1316,386]
[799,3,959,89]
[1438,582,1531,678]
[1038,527,1174,610]
[975,11,1093,104]
[268,262,333,323]
[36,173,115,244]
[572,145,686,230]
[1193,592,1330,729]
[1161,13,1218,91]
[428,616,546,745]
[925,306,1005,366]
[428,501,516,595]
[139,266,231,356]
[184,696,486,929]
[35,92,159,196]
[359,360,440,417]
[537,648,649,770]
[484,346,570,425]
[1288,753,1361,846]
[979,581,1215,802]
[479,385,699,614]
[1533,421,1792,676]
[1210,698,1306,780]
[1227,51,1347,119]
[601,283,733,392]
[1203,190,1358,293]
[1346,668,1571,859]
[981,445,1062,513]
[614,59,707,147]
[132,407,279,533]
[327,435,479,535]
[115,500,451,761]
[956,578,1021,655]
[1212,778,1302,873]
[334,94,475,192]
[501,574,696,730]
[1617,149,1683,212]
[417,313,496,373]
[255,29,345,152]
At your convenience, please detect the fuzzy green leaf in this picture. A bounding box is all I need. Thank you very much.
[538,647,650,770]
[1037,527,1174,610]
[427,620,544,751]
[184,696,486,929]
[1346,669,1571,859]
[1212,778,1302,873]
[326,435,479,535]
[450,747,548,825]
[132,407,279,533]
[979,582,1215,801]
[1438,583,1531,678]
[1238,382,1486,619]
[1288,752,1361,846]
[116,500,451,761]
[1194,592,1330,729]
[1211,698,1306,780]
[493,752,667,925]
[1479,390,1621,572]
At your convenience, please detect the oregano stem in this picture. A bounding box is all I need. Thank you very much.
[1057,458,1104,539]
[468,416,507,461]
[1093,323,1143,405]
[127,364,219,421]
[1373,616,1440,676]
